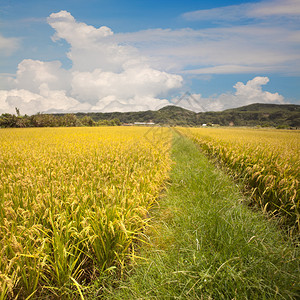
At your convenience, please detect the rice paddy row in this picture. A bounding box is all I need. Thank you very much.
[102,131,299,300]
[0,127,172,299]
[178,127,300,236]
[1,126,299,299]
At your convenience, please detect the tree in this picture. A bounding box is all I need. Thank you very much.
[0,114,17,127]
[80,116,95,126]
[30,113,59,127]
[15,107,20,117]
[59,114,82,127]
[111,118,121,126]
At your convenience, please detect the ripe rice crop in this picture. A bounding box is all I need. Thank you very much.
[0,127,172,299]
[178,127,300,236]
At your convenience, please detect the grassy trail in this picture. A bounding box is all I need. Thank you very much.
[98,134,299,299]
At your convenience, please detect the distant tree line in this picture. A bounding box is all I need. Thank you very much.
[1,103,299,128]
[0,109,121,128]
[73,104,300,128]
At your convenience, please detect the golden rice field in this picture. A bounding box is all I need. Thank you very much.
[178,127,300,236]
[0,127,172,299]
[1,126,299,299]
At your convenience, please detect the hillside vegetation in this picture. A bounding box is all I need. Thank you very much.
[1,103,299,128]
[73,103,300,128]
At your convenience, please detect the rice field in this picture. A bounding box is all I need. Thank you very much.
[178,127,300,236]
[0,127,172,299]
[1,126,299,299]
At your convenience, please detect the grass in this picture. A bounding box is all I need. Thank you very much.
[178,127,300,236]
[95,133,300,299]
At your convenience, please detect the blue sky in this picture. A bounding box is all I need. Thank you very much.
[0,0,299,114]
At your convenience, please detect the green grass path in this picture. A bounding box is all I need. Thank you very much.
[100,134,299,299]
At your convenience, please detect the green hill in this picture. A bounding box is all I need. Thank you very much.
[1,103,299,128]
[73,103,300,128]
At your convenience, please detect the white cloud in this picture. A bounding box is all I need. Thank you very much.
[0,11,182,115]
[0,8,294,115]
[47,10,145,73]
[48,10,113,47]
[250,0,300,17]
[148,0,299,75]
[71,67,182,104]
[183,4,251,22]
[182,65,278,75]
[15,59,71,93]
[172,77,285,112]
[182,0,300,21]
[91,96,170,113]
[0,87,85,115]
[0,34,19,55]
[0,75,286,114]
[114,25,300,75]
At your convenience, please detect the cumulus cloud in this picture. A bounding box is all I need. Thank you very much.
[47,10,153,74]
[48,10,114,46]
[71,66,182,104]
[0,11,182,114]
[15,59,71,93]
[0,9,292,115]
[0,87,86,115]
[171,77,285,112]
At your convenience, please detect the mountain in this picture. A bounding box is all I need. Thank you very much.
[3,103,298,129]
[211,103,300,127]
[70,103,300,128]
[224,103,299,113]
